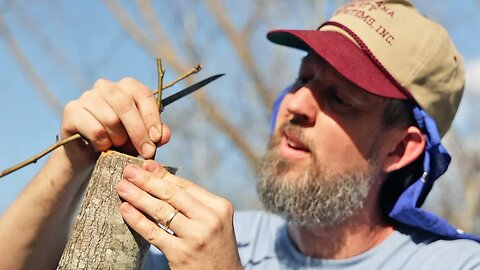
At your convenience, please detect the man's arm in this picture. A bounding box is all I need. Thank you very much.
[0,77,169,269]
[0,148,94,269]
[0,77,242,270]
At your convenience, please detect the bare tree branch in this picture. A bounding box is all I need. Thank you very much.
[242,1,265,38]
[194,91,258,168]
[104,0,259,168]
[12,1,90,90]
[182,11,202,63]
[445,131,480,232]
[0,14,63,116]
[136,0,259,166]
[205,0,275,108]
[0,134,83,178]
[0,67,201,178]
[103,0,159,56]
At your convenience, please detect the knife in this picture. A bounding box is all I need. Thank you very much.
[161,73,225,108]
[0,73,226,178]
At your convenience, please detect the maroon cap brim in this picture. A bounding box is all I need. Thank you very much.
[267,29,408,99]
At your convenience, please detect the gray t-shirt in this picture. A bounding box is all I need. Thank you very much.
[144,210,480,269]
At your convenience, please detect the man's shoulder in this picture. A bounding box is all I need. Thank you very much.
[395,225,480,269]
[415,237,480,267]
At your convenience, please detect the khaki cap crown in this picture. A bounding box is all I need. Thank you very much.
[322,0,464,136]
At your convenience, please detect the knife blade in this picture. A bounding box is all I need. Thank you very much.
[162,73,225,108]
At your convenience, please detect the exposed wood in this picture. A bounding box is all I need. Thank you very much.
[57,151,149,270]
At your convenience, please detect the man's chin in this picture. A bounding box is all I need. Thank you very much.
[274,156,312,176]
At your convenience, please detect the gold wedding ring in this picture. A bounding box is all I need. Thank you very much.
[165,209,180,230]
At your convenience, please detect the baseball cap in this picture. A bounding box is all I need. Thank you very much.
[267,0,464,137]
[267,0,480,242]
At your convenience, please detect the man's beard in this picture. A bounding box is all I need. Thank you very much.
[256,123,377,226]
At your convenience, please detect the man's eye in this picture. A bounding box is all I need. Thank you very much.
[327,87,353,111]
[332,94,345,105]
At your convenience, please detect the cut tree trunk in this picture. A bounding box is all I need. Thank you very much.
[57,150,149,270]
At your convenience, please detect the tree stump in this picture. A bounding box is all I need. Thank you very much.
[57,151,149,270]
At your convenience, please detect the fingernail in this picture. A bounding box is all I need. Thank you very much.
[120,202,134,215]
[117,179,133,195]
[142,142,156,157]
[123,164,140,180]
[144,160,162,173]
[149,126,161,142]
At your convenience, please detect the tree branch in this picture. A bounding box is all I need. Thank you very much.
[107,0,259,168]
[205,0,275,108]
[193,92,258,168]
[0,134,83,178]
[0,65,201,178]
[0,14,63,116]
[102,0,159,56]
[154,64,203,95]
[445,131,480,231]
[12,1,90,90]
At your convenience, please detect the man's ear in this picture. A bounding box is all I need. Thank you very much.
[383,126,426,173]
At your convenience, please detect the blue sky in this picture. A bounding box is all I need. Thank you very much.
[1,1,479,215]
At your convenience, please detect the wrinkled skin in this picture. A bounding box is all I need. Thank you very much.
[0,77,242,270]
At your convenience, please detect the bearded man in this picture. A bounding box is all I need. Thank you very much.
[1,0,479,269]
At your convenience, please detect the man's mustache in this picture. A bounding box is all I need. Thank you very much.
[270,121,313,154]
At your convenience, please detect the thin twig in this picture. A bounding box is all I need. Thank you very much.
[109,0,258,169]
[156,58,164,112]
[0,13,64,116]
[205,0,274,107]
[0,134,83,178]
[0,63,202,179]
[153,64,202,95]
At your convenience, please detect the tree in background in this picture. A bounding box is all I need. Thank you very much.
[1,0,479,234]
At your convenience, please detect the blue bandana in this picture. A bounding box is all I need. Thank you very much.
[389,105,480,242]
[270,85,480,242]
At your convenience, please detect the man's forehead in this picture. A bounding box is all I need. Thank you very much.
[299,52,389,105]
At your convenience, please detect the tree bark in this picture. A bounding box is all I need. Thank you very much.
[57,151,149,270]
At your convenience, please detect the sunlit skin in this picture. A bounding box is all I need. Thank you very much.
[0,53,427,269]
[272,53,426,258]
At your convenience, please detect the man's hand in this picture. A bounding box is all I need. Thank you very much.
[61,77,171,169]
[117,160,243,270]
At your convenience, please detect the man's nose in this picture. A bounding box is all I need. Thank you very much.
[285,86,317,126]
